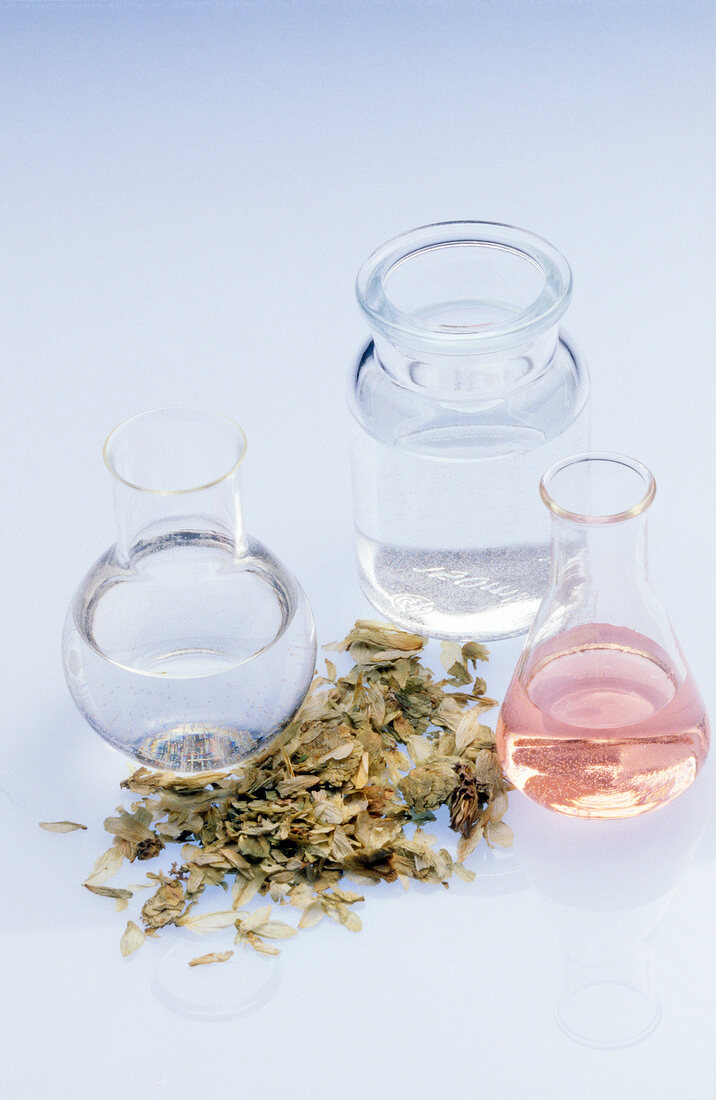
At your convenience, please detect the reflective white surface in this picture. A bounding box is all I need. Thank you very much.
[1,3,714,1097]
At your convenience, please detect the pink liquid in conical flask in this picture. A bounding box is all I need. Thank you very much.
[496,625,710,817]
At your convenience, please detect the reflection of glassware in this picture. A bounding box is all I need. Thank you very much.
[514,771,710,1048]
[497,453,709,817]
[62,409,316,773]
[153,931,282,1021]
[453,842,528,897]
[349,221,590,641]
[556,936,661,1049]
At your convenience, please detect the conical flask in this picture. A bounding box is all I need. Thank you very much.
[62,408,317,773]
[496,453,709,817]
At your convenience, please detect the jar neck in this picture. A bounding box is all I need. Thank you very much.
[357,222,573,400]
[372,323,560,398]
[113,474,245,565]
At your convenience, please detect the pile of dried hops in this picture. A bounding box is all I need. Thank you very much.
[81,621,514,962]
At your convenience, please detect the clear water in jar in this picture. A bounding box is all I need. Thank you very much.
[352,411,589,640]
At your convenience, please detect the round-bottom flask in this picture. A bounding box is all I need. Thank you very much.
[62,408,316,773]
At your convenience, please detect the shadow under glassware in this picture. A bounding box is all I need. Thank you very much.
[497,452,710,817]
[62,408,317,774]
[513,770,711,1049]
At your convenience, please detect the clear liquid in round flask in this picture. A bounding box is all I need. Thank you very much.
[496,453,710,817]
[349,221,590,641]
[62,408,317,773]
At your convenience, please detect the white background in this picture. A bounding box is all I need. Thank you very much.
[1,3,714,1098]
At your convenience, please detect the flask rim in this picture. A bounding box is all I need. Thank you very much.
[540,452,656,526]
[356,220,572,354]
[103,407,248,495]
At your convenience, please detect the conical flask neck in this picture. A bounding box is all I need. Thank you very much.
[531,452,683,678]
[551,512,649,594]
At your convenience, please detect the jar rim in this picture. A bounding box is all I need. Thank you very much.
[540,452,657,525]
[103,407,248,495]
[356,220,573,354]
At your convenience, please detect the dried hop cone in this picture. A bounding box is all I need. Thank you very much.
[398,760,460,814]
[449,762,487,838]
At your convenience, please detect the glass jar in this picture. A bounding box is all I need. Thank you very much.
[62,408,317,773]
[349,221,590,640]
[496,453,710,817]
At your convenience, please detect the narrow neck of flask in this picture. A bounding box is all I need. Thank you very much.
[113,475,245,565]
[550,511,649,598]
[103,409,248,566]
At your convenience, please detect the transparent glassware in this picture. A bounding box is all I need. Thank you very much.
[62,408,317,773]
[517,773,710,1048]
[496,453,710,817]
[349,220,590,641]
